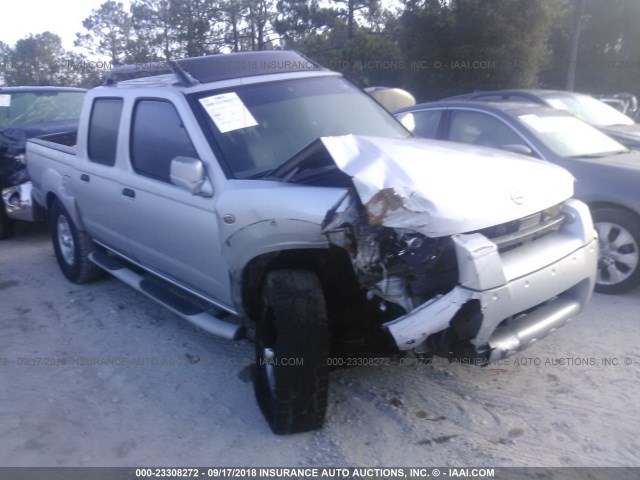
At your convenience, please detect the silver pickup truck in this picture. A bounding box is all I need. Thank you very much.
[27,51,598,434]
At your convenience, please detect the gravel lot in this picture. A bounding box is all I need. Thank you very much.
[1,222,639,467]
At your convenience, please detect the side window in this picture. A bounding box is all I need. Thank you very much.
[449,110,527,150]
[397,110,442,139]
[88,98,123,166]
[130,100,198,183]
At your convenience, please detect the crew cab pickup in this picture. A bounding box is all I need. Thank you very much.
[27,51,598,434]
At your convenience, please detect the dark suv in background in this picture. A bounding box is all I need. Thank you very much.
[0,86,86,238]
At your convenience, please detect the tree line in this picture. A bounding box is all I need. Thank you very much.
[1,0,639,101]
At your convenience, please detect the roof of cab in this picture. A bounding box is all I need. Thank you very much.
[104,51,326,88]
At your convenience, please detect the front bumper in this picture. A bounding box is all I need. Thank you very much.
[383,199,598,361]
[2,181,39,222]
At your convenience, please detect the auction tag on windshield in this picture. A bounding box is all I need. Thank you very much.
[0,94,10,107]
[199,92,258,133]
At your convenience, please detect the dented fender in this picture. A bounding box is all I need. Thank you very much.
[222,218,330,312]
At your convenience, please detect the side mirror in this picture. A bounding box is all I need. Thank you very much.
[170,156,213,197]
[501,144,533,156]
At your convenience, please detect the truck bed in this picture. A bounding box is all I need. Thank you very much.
[29,131,77,156]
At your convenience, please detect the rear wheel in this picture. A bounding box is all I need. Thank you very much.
[49,199,102,283]
[254,269,330,434]
[593,208,640,294]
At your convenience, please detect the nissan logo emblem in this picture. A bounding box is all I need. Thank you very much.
[510,188,525,205]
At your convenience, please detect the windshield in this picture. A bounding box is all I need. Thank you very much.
[0,91,85,128]
[192,76,410,178]
[543,93,635,127]
[518,113,629,158]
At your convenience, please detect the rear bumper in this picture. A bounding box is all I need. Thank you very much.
[2,181,40,222]
[383,199,598,361]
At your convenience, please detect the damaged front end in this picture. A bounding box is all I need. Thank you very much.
[0,128,29,191]
[318,135,597,364]
[322,188,597,364]
[1,128,37,222]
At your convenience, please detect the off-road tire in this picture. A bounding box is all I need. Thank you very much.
[254,269,330,434]
[49,199,102,283]
[593,207,640,294]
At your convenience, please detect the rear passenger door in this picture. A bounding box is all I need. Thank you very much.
[75,97,133,255]
[120,98,231,306]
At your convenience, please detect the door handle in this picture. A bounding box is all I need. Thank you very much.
[80,174,90,183]
[122,188,135,198]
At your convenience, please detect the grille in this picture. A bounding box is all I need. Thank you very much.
[477,204,565,252]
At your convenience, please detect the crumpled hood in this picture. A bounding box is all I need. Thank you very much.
[320,135,575,237]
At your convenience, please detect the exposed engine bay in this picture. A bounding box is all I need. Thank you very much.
[322,189,458,314]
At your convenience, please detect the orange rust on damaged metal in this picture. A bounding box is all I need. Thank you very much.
[365,188,404,225]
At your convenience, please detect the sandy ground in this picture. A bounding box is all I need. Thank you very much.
[1,222,639,468]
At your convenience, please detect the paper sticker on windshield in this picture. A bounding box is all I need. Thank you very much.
[0,94,10,107]
[199,92,257,133]
[546,98,569,110]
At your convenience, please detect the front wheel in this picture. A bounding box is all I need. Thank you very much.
[49,199,102,283]
[254,269,330,434]
[593,208,640,294]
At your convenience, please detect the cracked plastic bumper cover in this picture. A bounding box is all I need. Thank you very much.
[383,199,598,361]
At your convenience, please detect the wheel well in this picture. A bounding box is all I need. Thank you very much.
[588,202,640,222]
[241,247,361,322]
[45,192,59,210]
[42,192,60,226]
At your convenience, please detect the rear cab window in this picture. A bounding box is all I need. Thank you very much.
[88,98,124,166]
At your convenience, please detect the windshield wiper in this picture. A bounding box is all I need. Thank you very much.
[246,168,277,179]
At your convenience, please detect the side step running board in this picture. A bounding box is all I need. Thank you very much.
[89,251,245,341]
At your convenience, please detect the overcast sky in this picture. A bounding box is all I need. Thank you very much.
[0,0,129,52]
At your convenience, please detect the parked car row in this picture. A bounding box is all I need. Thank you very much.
[395,89,640,293]
[444,89,640,149]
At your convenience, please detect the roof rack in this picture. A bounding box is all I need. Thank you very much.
[104,60,198,86]
[103,51,325,87]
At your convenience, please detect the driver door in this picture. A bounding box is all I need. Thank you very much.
[120,98,231,306]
